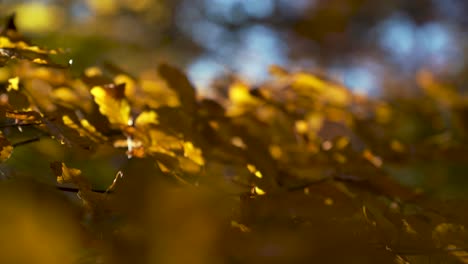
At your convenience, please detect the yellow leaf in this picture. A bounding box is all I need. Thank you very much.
[79,119,107,141]
[62,115,106,143]
[293,72,350,106]
[229,82,260,105]
[7,76,19,91]
[293,72,328,93]
[135,111,159,127]
[52,87,79,103]
[253,186,266,195]
[90,84,131,127]
[227,82,260,116]
[32,58,48,65]
[178,157,201,173]
[183,142,204,166]
[52,162,82,185]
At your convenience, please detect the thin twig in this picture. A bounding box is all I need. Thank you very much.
[12,137,41,147]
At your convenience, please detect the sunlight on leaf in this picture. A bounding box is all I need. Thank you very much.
[53,161,82,185]
[252,186,266,195]
[135,110,159,127]
[227,81,260,116]
[0,36,58,55]
[91,84,131,127]
[292,72,350,106]
[62,115,107,142]
[183,141,204,166]
[6,76,19,91]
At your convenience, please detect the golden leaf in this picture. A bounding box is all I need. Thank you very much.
[183,141,204,166]
[62,115,107,142]
[292,72,350,106]
[6,76,19,91]
[135,111,159,127]
[90,84,131,127]
[253,186,266,195]
[51,162,82,185]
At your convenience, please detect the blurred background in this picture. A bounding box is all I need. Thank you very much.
[1,0,467,97]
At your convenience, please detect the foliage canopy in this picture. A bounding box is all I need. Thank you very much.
[1,14,468,264]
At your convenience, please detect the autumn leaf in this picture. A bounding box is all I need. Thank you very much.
[90,83,131,127]
[52,161,83,185]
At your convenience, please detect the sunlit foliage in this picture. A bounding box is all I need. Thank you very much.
[1,15,468,264]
